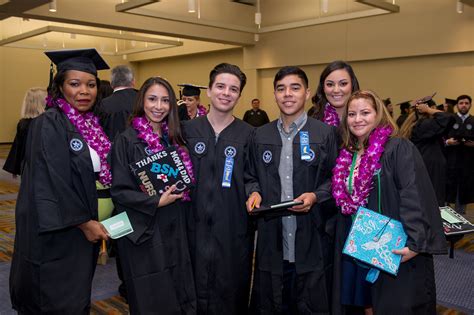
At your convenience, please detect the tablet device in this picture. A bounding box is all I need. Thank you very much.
[251,200,304,213]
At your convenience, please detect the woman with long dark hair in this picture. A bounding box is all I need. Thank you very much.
[9,49,111,314]
[309,60,360,126]
[110,76,197,314]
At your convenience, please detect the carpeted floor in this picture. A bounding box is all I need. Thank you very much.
[0,144,473,314]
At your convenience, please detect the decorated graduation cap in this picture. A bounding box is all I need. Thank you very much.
[177,83,207,98]
[45,48,109,77]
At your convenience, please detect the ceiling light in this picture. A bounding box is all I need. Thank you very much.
[456,0,464,13]
[49,0,57,13]
[188,0,196,13]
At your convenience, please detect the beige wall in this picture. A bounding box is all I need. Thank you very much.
[0,47,131,142]
[0,0,473,142]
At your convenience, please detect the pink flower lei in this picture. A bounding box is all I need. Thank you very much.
[46,96,112,186]
[331,125,392,215]
[196,104,207,117]
[131,116,195,201]
[323,103,340,127]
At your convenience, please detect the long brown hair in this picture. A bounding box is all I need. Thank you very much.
[21,87,47,118]
[130,77,185,147]
[310,60,360,120]
[340,90,398,151]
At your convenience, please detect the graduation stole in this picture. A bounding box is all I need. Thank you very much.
[131,116,195,201]
[323,102,340,127]
[331,125,392,215]
[46,96,112,186]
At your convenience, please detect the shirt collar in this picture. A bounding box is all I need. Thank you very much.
[457,112,470,120]
[277,111,307,136]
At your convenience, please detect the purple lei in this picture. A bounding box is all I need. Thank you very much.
[131,116,195,201]
[196,104,207,117]
[46,96,112,186]
[323,103,340,127]
[331,125,392,215]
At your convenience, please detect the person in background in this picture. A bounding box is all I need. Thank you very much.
[3,87,47,177]
[110,76,196,314]
[9,48,111,314]
[445,94,474,214]
[99,65,137,140]
[308,60,360,127]
[246,66,337,313]
[178,83,208,121]
[383,97,394,117]
[182,63,254,314]
[396,101,411,128]
[399,99,455,206]
[99,79,113,99]
[331,90,446,314]
[242,98,270,127]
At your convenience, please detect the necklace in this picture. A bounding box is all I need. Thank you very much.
[132,116,195,201]
[331,125,392,215]
[47,96,112,186]
[323,103,340,127]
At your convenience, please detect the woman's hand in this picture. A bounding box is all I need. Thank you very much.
[289,192,317,213]
[78,220,109,243]
[158,184,183,207]
[392,247,418,263]
[246,192,262,213]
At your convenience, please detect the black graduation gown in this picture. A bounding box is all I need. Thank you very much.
[110,127,197,315]
[9,107,100,314]
[410,112,455,206]
[182,116,254,315]
[245,118,338,314]
[332,138,447,315]
[445,115,474,204]
[98,88,137,141]
[242,109,270,127]
[3,118,33,175]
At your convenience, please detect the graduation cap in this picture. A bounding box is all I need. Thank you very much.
[45,48,109,77]
[445,98,457,106]
[397,101,412,111]
[177,83,207,97]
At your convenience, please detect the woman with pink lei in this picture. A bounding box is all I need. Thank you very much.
[331,90,446,314]
[309,60,360,127]
[9,49,111,314]
[110,76,197,314]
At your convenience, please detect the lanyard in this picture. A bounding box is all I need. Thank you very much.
[348,151,358,195]
[349,151,382,216]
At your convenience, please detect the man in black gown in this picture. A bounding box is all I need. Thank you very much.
[445,94,474,213]
[99,65,137,140]
[182,63,254,314]
[246,66,337,313]
[243,98,270,127]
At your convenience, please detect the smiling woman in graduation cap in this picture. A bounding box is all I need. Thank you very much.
[9,48,112,314]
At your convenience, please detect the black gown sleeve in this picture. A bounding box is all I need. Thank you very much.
[32,113,93,233]
[244,128,262,197]
[110,132,161,244]
[393,139,446,254]
[411,112,455,143]
[313,126,338,203]
[3,119,31,175]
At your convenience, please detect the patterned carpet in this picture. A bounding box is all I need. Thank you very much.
[0,144,473,314]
